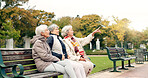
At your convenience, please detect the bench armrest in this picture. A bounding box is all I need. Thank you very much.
[0,64,25,78]
[117,53,121,57]
[124,53,129,57]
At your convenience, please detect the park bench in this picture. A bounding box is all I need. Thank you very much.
[116,48,136,67]
[106,47,136,72]
[141,48,148,61]
[0,48,62,78]
[134,49,145,64]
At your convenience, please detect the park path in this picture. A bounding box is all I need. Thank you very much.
[87,60,148,78]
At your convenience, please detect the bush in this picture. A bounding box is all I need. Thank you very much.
[126,49,134,55]
[85,49,107,55]
[85,49,134,55]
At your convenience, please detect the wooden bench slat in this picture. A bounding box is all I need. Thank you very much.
[24,70,39,75]
[2,54,32,61]
[4,60,35,65]
[26,72,62,78]
[6,65,36,73]
[1,51,31,56]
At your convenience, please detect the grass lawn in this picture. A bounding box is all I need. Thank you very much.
[59,56,135,78]
[90,56,135,74]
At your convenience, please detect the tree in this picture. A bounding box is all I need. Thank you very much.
[143,27,148,39]
[0,0,55,47]
[73,14,110,49]
[0,19,20,39]
[110,17,130,48]
[52,16,73,30]
[1,0,29,9]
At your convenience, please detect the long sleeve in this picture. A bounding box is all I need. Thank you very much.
[51,51,62,60]
[75,33,94,46]
[33,41,60,62]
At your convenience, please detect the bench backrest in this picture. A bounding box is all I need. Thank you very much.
[141,48,147,54]
[106,47,119,61]
[116,48,126,57]
[0,48,38,77]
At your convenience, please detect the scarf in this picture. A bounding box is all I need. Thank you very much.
[64,36,84,57]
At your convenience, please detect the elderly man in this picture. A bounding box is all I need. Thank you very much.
[61,25,101,76]
[30,25,77,78]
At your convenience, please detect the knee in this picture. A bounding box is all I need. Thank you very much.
[64,59,71,64]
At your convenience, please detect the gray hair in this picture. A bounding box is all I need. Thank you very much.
[48,24,59,32]
[35,25,48,36]
[61,25,72,37]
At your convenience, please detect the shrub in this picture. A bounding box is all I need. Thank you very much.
[85,49,107,55]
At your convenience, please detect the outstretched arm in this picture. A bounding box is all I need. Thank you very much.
[92,27,101,36]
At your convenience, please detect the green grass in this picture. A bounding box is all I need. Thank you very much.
[59,56,135,78]
[90,56,135,74]
[85,49,135,55]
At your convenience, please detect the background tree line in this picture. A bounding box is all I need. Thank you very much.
[0,0,147,49]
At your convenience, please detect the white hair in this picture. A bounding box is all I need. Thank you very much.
[48,24,59,32]
[61,25,72,37]
[35,25,48,35]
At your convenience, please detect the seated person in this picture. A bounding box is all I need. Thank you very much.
[61,25,101,76]
[30,25,77,78]
[46,24,86,78]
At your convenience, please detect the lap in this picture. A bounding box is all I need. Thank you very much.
[78,61,93,67]
[44,63,65,73]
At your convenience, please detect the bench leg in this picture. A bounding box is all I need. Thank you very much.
[145,55,147,61]
[110,61,121,72]
[118,61,128,70]
[126,60,134,67]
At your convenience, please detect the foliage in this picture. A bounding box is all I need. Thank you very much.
[75,14,102,37]
[1,0,29,9]
[143,27,148,39]
[126,49,134,55]
[0,7,55,38]
[0,19,20,39]
[0,0,55,47]
[52,16,73,31]
[0,0,147,48]
[109,17,130,47]
[0,39,5,48]
[105,36,116,47]
[72,14,110,48]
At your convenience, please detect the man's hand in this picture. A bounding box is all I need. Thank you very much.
[92,27,101,36]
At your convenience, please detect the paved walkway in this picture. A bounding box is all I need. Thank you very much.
[87,62,148,78]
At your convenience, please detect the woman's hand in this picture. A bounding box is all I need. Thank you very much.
[67,55,70,59]
[62,54,65,60]
[79,57,86,61]
[92,27,101,36]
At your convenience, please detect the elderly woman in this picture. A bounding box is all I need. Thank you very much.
[46,24,86,78]
[61,25,101,76]
[30,25,77,78]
